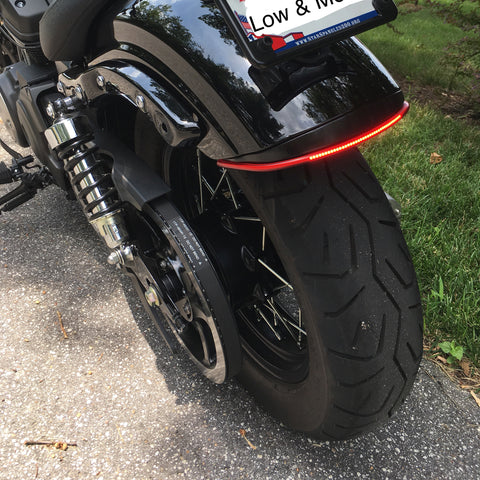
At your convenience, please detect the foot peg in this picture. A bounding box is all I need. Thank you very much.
[0,156,52,214]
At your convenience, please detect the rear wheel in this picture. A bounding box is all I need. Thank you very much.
[159,146,423,439]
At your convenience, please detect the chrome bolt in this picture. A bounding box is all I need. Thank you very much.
[46,103,55,119]
[136,95,146,112]
[107,245,134,266]
[75,85,84,101]
[56,81,65,94]
[385,192,402,220]
[144,286,160,307]
[183,302,192,316]
[96,75,105,89]
[107,250,122,266]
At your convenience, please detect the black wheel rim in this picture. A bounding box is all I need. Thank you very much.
[166,150,309,383]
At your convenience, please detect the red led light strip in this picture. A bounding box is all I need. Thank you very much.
[218,102,409,172]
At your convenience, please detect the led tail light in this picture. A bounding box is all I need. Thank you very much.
[218,102,409,172]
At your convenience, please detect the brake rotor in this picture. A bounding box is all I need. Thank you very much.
[125,198,242,384]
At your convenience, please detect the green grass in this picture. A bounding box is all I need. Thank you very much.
[358,1,479,93]
[362,101,480,364]
[358,0,480,365]
[432,0,480,20]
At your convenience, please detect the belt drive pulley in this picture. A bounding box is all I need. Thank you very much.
[45,108,240,383]
[125,197,242,384]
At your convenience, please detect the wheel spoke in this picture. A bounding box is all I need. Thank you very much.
[266,297,306,343]
[281,313,306,336]
[255,306,282,341]
[170,152,309,381]
[225,174,240,210]
[210,169,228,200]
[191,301,209,322]
[197,152,204,214]
[233,216,262,222]
[201,176,215,196]
[257,258,294,290]
[298,308,303,344]
[264,298,282,326]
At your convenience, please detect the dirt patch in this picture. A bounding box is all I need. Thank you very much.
[398,77,480,125]
[424,338,480,406]
[399,2,424,14]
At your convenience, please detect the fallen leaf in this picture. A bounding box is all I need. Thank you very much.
[460,359,471,377]
[436,355,448,364]
[471,391,480,408]
[239,429,257,450]
[54,442,68,451]
[56,311,68,339]
[430,152,443,165]
[24,440,77,449]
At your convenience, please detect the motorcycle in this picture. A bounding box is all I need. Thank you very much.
[0,0,423,440]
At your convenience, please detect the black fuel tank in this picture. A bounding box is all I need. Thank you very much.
[0,0,50,44]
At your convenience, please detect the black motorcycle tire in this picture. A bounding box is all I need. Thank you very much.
[142,122,423,439]
[230,151,423,439]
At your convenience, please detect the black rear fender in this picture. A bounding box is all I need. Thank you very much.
[61,0,404,166]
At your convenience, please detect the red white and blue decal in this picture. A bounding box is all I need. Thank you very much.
[227,0,378,52]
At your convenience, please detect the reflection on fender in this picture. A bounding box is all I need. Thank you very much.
[218,102,409,172]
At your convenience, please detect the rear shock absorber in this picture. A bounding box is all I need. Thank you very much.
[45,112,132,264]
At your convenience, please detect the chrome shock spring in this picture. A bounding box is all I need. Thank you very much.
[58,137,121,220]
[45,114,130,252]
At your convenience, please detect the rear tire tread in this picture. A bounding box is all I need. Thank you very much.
[232,151,422,439]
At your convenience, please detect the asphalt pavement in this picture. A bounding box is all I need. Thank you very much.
[0,131,479,480]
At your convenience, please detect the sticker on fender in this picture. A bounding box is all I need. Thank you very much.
[225,0,378,52]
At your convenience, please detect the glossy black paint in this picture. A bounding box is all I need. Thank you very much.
[59,61,200,149]
[94,0,404,164]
